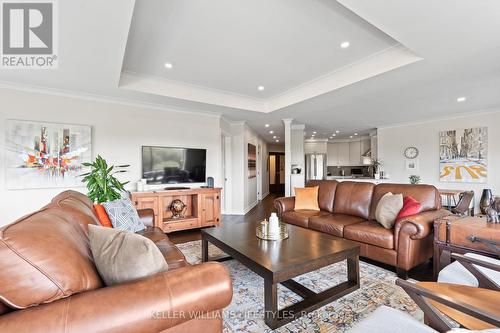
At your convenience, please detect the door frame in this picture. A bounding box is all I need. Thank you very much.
[268,152,285,194]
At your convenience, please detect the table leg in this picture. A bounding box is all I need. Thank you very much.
[264,279,278,329]
[202,238,209,262]
[433,244,441,281]
[347,255,360,286]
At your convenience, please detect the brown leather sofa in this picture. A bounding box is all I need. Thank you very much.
[275,180,450,278]
[0,190,232,333]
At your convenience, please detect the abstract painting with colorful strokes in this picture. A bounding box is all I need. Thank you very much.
[5,120,92,189]
[439,127,487,183]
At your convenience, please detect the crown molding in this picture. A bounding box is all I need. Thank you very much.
[119,44,421,113]
[376,107,500,130]
[0,80,222,119]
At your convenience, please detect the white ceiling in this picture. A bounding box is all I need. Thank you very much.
[124,0,401,98]
[1,0,499,143]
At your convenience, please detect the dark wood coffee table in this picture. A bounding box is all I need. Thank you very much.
[201,221,360,329]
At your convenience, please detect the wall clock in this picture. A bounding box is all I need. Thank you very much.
[404,146,419,159]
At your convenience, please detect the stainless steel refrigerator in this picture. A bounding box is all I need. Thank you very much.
[305,154,326,181]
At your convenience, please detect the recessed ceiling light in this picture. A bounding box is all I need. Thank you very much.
[350,136,353,139]
[354,133,358,136]
[332,134,336,137]
[273,136,277,139]
[329,136,333,139]
[457,96,466,102]
[269,130,274,134]
[313,131,317,134]
[335,130,340,133]
[340,41,350,49]
[258,86,265,91]
[276,140,279,143]
[265,124,270,128]
[164,62,173,69]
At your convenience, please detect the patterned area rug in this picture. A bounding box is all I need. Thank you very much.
[177,241,423,333]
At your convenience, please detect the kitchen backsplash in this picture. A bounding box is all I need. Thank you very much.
[327,166,372,177]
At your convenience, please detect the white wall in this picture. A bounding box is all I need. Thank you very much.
[225,122,268,214]
[0,88,222,225]
[378,110,500,212]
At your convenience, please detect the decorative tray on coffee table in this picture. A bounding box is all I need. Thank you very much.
[256,221,289,241]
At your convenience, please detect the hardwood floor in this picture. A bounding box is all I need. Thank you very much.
[168,193,433,281]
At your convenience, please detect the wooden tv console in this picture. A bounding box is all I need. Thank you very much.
[131,187,221,233]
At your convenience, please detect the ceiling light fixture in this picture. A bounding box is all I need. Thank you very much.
[313,131,317,134]
[164,62,173,69]
[354,133,358,136]
[340,41,350,49]
[457,96,466,102]
[273,136,277,139]
[265,124,270,128]
[350,136,353,139]
[269,130,274,134]
[258,86,265,91]
[276,140,279,143]
[335,130,340,133]
[332,134,336,137]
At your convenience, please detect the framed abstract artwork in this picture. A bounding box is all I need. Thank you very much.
[5,120,92,189]
[248,143,256,179]
[439,127,487,183]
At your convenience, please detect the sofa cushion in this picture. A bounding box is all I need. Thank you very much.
[103,198,146,232]
[282,210,330,228]
[344,221,394,249]
[294,186,320,211]
[397,196,422,220]
[89,225,168,286]
[307,180,338,213]
[333,181,375,219]
[375,192,403,229]
[309,214,366,237]
[370,184,440,220]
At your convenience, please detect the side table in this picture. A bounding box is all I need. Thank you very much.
[433,216,500,280]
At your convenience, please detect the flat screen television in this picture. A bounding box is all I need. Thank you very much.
[142,146,206,184]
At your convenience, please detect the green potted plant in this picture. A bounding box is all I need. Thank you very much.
[409,175,421,184]
[371,160,383,179]
[80,155,130,203]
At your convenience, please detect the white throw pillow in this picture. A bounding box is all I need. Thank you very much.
[375,192,404,229]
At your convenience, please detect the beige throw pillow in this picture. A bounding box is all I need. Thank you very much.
[375,192,404,229]
[88,224,168,286]
[294,186,320,211]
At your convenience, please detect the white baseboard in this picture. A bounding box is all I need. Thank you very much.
[261,191,270,200]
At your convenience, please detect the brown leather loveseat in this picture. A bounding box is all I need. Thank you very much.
[275,181,450,278]
[0,190,232,333]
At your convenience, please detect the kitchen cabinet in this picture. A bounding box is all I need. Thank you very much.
[338,143,350,165]
[349,141,361,165]
[327,143,339,166]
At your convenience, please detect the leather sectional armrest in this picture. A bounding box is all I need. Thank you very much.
[395,209,450,241]
[137,208,155,228]
[0,262,232,333]
[274,197,295,217]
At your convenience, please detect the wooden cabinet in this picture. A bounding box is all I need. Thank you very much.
[200,193,221,226]
[338,143,350,165]
[134,196,158,220]
[131,188,221,233]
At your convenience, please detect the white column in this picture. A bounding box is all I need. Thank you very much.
[290,124,305,195]
[282,118,293,196]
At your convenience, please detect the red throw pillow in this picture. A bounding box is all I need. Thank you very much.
[397,196,422,220]
[94,204,113,228]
